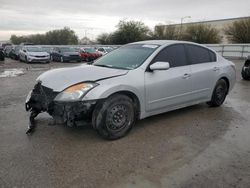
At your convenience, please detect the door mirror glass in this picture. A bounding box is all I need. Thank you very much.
[150,61,170,71]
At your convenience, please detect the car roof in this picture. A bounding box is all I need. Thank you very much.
[131,40,205,47]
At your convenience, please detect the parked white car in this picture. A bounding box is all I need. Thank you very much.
[25,40,236,139]
[96,47,113,55]
[19,46,50,63]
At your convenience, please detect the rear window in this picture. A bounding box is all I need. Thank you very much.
[209,50,216,62]
[186,44,211,64]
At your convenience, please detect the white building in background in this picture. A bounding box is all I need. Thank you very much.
[156,16,250,43]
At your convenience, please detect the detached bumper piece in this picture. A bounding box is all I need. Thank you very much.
[25,82,96,134]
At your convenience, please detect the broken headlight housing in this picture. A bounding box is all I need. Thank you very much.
[54,82,98,101]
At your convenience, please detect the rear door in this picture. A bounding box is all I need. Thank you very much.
[145,44,192,112]
[185,44,220,101]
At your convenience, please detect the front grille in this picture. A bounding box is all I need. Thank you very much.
[35,55,46,58]
[69,55,79,57]
[31,82,58,111]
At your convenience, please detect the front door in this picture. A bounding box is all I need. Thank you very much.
[145,44,192,112]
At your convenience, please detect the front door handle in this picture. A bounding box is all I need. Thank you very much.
[182,73,191,79]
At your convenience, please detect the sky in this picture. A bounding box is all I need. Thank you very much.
[0,0,249,41]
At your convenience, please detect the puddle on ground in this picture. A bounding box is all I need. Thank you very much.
[0,68,25,78]
[27,67,50,71]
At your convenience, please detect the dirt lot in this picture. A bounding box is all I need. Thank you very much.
[0,58,250,188]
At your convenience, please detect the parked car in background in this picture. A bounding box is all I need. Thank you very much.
[0,42,12,49]
[242,56,250,80]
[19,46,50,63]
[80,47,102,62]
[0,47,5,61]
[41,46,53,54]
[96,47,113,55]
[20,42,34,46]
[41,46,53,59]
[25,40,236,139]
[4,45,13,57]
[10,45,21,60]
[50,47,81,62]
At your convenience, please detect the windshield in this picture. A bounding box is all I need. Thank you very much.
[26,47,44,52]
[83,48,96,53]
[93,44,159,70]
[41,47,51,53]
[105,48,113,52]
[59,47,77,53]
[15,46,21,52]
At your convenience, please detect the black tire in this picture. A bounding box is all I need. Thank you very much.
[25,56,28,63]
[50,55,54,62]
[241,67,250,80]
[92,94,136,140]
[207,79,228,107]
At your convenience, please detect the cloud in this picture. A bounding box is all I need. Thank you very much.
[0,0,250,40]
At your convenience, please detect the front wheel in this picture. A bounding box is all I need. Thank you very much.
[207,79,228,107]
[25,56,29,63]
[241,67,250,80]
[92,94,136,140]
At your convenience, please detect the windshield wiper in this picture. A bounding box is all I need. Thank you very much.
[94,64,130,70]
[94,64,114,68]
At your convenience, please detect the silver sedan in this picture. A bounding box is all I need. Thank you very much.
[25,40,236,139]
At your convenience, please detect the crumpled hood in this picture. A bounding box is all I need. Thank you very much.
[27,52,49,56]
[37,64,128,92]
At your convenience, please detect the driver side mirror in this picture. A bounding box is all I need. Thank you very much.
[23,50,27,53]
[149,61,170,71]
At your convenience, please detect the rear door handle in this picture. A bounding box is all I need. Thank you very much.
[182,73,191,79]
[213,67,220,71]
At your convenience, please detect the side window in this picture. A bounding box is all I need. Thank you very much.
[186,44,211,64]
[153,44,187,67]
[209,50,216,62]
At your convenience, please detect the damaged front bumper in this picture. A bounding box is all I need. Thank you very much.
[25,82,97,133]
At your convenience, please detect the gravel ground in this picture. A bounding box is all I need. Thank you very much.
[0,58,249,188]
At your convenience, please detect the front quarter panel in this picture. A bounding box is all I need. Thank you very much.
[83,69,145,118]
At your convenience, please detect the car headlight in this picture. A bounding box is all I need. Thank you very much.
[54,82,98,101]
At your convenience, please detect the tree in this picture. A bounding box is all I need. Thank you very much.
[182,24,221,44]
[10,27,79,45]
[45,27,78,45]
[96,33,112,44]
[97,20,152,45]
[153,24,179,40]
[224,18,250,43]
[112,20,151,44]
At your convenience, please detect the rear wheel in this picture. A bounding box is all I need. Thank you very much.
[92,94,136,140]
[207,79,228,107]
